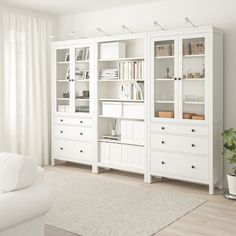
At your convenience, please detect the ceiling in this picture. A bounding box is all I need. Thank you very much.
[0,0,163,16]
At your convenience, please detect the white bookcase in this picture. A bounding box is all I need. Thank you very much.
[51,26,223,194]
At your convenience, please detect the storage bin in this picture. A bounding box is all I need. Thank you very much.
[190,42,205,55]
[123,103,144,119]
[102,102,122,117]
[155,44,171,57]
[100,42,126,59]
[157,111,174,118]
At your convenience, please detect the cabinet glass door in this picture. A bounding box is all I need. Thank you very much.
[152,37,178,120]
[55,48,71,113]
[180,36,206,121]
[74,46,90,113]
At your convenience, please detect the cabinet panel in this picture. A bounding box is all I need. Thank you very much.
[151,123,208,136]
[133,121,145,145]
[99,142,110,164]
[54,117,92,126]
[54,139,92,162]
[151,133,208,155]
[110,143,122,166]
[121,120,133,144]
[151,150,208,180]
[54,125,91,141]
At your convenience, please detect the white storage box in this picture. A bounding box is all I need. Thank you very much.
[102,102,122,117]
[123,103,144,119]
[100,42,126,59]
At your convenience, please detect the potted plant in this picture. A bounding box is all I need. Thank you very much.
[222,128,236,195]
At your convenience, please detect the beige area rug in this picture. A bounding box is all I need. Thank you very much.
[45,167,206,236]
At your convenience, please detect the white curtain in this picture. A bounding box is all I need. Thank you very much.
[0,11,53,165]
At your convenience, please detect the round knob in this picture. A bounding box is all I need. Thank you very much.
[161,161,165,165]
[174,78,177,81]
[60,119,63,122]
[191,129,196,132]
[80,150,83,153]
[161,126,165,130]
[60,147,63,150]
[80,132,83,135]
[191,144,195,147]
[71,79,74,82]
[191,165,196,169]
[178,77,181,80]
[60,130,63,134]
[80,120,83,124]
[161,141,165,144]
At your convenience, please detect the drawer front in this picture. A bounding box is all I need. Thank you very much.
[54,125,91,141]
[53,140,92,162]
[151,133,208,155]
[54,117,92,126]
[123,103,144,119]
[151,151,208,180]
[151,123,208,136]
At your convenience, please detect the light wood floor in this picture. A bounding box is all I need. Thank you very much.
[46,163,236,236]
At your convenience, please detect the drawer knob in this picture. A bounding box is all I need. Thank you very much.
[161,126,165,130]
[60,147,63,150]
[80,132,83,135]
[191,129,196,132]
[174,78,177,81]
[191,144,196,147]
[80,120,83,124]
[161,141,165,144]
[80,150,83,153]
[60,119,63,122]
[161,161,166,165]
[60,130,63,134]
[178,77,182,81]
[191,165,196,169]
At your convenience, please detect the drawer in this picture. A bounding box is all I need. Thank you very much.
[102,102,122,117]
[151,123,208,136]
[54,125,91,141]
[54,117,92,126]
[151,133,208,155]
[53,140,92,162]
[123,103,144,119]
[151,151,208,180]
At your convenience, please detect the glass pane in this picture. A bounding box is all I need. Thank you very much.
[154,40,175,119]
[56,48,70,113]
[182,37,205,121]
[75,47,90,113]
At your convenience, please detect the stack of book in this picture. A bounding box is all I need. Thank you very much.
[100,69,119,79]
[120,83,144,100]
[119,61,144,80]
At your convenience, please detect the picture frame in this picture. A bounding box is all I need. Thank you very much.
[85,48,90,61]
[76,48,85,61]
[65,68,70,80]
[64,53,70,62]
[84,70,90,80]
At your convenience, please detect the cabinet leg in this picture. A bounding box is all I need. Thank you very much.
[209,184,215,195]
[92,165,99,174]
[145,174,153,184]
[51,159,55,166]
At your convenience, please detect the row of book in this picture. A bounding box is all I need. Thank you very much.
[120,83,144,100]
[100,69,118,79]
[119,61,144,80]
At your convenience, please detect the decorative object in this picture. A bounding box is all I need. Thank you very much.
[157,111,174,118]
[111,119,117,136]
[165,67,171,78]
[76,90,89,99]
[202,64,205,78]
[65,68,70,80]
[194,72,202,78]
[222,128,236,197]
[85,48,90,61]
[100,42,126,59]
[183,112,196,119]
[84,70,90,80]
[185,95,197,102]
[64,53,70,62]
[62,92,70,98]
[75,106,89,113]
[76,48,85,61]
[187,69,194,78]
[75,70,84,80]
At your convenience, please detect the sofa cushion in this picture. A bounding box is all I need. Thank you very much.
[0,153,37,194]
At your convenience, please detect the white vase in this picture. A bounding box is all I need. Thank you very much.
[227,174,236,195]
[111,129,116,136]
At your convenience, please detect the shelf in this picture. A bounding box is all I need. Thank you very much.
[183,78,205,81]
[99,98,144,102]
[76,80,90,82]
[99,138,144,147]
[76,60,89,63]
[57,98,70,100]
[57,80,69,82]
[99,79,144,82]
[155,56,174,59]
[155,78,174,81]
[183,54,205,58]
[99,115,144,120]
[57,61,70,64]
[183,101,205,105]
[76,98,90,101]
[99,57,144,62]
[155,100,174,104]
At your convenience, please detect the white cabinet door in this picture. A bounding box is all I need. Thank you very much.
[133,121,145,145]
[99,142,110,164]
[121,120,133,144]
[110,143,122,166]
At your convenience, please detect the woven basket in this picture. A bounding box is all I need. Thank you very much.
[190,42,205,55]
[183,43,191,55]
[155,44,171,57]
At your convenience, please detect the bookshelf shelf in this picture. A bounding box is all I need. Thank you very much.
[99,79,144,82]
[57,80,69,82]
[183,54,205,58]
[183,101,205,105]
[155,78,174,81]
[183,78,205,81]
[76,60,89,63]
[99,98,144,102]
[99,138,144,147]
[76,98,90,101]
[57,61,70,64]
[76,80,90,82]
[155,100,174,104]
[99,57,144,62]
[57,98,70,100]
[99,115,144,120]
[155,56,174,59]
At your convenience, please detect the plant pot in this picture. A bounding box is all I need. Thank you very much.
[227,174,236,195]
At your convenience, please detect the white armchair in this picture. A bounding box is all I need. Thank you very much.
[0,153,52,236]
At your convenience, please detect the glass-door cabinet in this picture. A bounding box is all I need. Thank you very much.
[151,36,179,121]
[150,34,208,123]
[54,43,93,115]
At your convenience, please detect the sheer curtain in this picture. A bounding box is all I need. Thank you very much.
[0,11,53,165]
